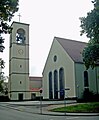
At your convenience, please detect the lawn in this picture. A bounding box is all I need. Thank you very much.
[51,102,99,113]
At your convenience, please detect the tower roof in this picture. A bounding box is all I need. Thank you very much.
[11,21,29,26]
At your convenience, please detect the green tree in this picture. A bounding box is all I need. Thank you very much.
[0,0,19,92]
[0,58,5,93]
[80,0,99,69]
[0,0,19,52]
[0,58,5,69]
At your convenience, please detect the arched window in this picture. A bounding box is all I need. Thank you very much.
[54,70,58,99]
[49,72,53,99]
[59,67,65,99]
[84,71,89,87]
[16,28,25,44]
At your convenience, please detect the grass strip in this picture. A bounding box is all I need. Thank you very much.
[51,102,99,113]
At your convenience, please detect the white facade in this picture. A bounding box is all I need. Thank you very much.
[43,38,76,99]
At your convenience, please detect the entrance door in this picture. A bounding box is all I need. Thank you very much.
[31,93,36,100]
[18,93,23,101]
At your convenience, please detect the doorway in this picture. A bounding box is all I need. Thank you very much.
[18,93,23,101]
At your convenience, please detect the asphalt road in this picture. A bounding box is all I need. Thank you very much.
[0,103,99,120]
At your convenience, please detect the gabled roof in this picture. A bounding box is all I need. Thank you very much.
[55,37,87,63]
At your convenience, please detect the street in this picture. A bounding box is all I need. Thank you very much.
[0,102,99,120]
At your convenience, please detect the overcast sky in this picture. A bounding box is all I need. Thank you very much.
[1,0,93,77]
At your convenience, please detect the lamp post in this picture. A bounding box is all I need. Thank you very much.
[39,89,42,114]
[58,88,70,116]
[64,88,70,116]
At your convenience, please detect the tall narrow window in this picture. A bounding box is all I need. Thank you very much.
[54,70,58,99]
[49,72,53,99]
[84,71,89,87]
[59,68,65,99]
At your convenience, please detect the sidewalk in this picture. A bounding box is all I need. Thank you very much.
[1,100,99,116]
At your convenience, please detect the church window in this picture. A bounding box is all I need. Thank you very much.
[59,67,65,99]
[84,71,89,87]
[53,55,57,62]
[20,65,22,68]
[49,72,53,99]
[20,81,22,84]
[54,70,58,99]
[16,28,25,44]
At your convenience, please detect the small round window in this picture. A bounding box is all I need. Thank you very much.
[53,55,57,62]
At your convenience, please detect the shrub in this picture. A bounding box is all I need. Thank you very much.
[82,89,94,102]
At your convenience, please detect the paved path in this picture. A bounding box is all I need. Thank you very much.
[0,100,99,116]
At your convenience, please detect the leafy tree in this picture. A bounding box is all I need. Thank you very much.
[0,0,19,92]
[0,58,5,69]
[0,58,5,93]
[80,0,99,69]
[0,0,19,52]
[0,80,3,92]
[82,43,99,69]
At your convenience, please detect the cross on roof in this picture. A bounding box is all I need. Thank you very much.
[18,13,21,22]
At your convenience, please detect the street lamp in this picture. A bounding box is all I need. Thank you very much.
[57,88,70,116]
[39,89,43,114]
[63,88,70,116]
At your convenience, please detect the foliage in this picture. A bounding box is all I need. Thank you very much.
[0,0,19,93]
[0,0,19,52]
[0,58,5,92]
[82,43,99,69]
[82,89,94,102]
[80,0,99,69]
[0,58,5,69]
[82,89,99,102]
[0,80,3,92]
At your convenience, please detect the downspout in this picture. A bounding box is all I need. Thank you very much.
[74,62,78,99]
[95,66,98,94]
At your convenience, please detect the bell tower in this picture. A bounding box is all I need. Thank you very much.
[9,22,30,100]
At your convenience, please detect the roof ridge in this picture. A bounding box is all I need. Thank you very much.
[54,36,87,44]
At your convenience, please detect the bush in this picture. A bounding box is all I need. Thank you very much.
[83,89,94,102]
[94,93,99,101]
[0,95,10,102]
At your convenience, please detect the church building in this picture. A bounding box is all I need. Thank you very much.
[8,21,99,101]
[42,37,99,100]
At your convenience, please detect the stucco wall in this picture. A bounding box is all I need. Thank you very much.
[9,22,30,100]
[43,38,76,99]
[75,63,85,98]
[75,63,99,99]
[88,67,99,94]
